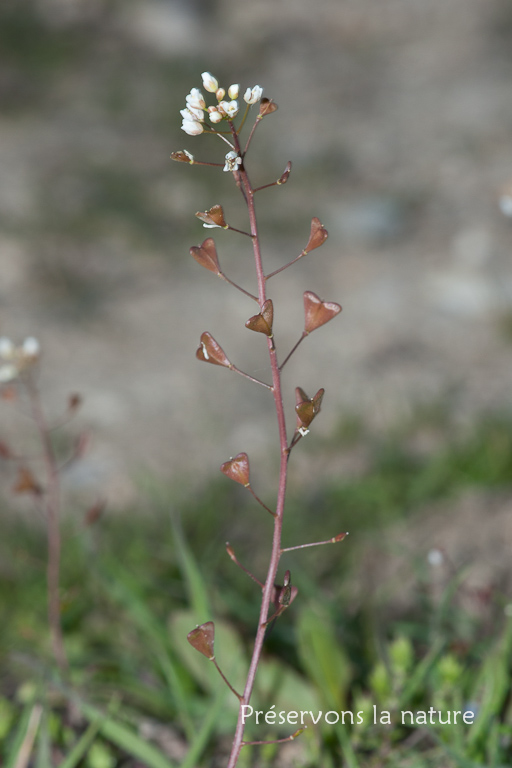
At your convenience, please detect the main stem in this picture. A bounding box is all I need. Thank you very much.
[27,377,68,673]
[226,137,289,767]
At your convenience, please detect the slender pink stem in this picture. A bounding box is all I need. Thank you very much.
[26,375,68,673]
[226,543,264,589]
[212,658,242,700]
[226,126,291,768]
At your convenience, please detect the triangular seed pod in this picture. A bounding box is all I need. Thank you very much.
[196,332,231,368]
[220,453,250,487]
[195,205,227,228]
[295,387,325,431]
[304,217,328,253]
[303,291,342,334]
[12,466,42,496]
[190,238,221,274]
[187,621,215,659]
[245,299,274,336]
[259,98,278,117]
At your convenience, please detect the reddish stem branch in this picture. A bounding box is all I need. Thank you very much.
[219,273,259,302]
[247,485,277,517]
[226,123,291,768]
[279,333,306,371]
[265,251,306,281]
[226,543,264,589]
[26,375,68,673]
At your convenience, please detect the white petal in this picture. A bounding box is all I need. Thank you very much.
[219,100,238,118]
[201,72,219,93]
[181,120,204,136]
[244,86,263,105]
[22,337,40,357]
[186,88,205,110]
[228,83,239,99]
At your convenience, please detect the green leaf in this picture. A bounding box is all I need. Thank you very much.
[296,606,351,711]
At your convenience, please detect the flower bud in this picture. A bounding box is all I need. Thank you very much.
[303,291,341,334]
[220,453,250,487]
[215,88,226,101]
[208,108,223,124]
[201,72,219,93]
[228,83,239,99]
[187,621,215,659]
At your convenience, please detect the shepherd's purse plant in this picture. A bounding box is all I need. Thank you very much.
[172,71,347,767]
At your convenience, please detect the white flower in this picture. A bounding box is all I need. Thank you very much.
[244,86,263,105]
[0,336,40,383]
[223,151,242,172]
[201,72,219,93]
[22,337,40,357]
[218,100,239,119]
[427,549,444,567]
[208,108,223,124]
[228,83,239,99]
[186,88,205,111]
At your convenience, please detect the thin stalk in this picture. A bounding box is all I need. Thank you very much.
[279,333,306,371]
[226,124,290,768]
[265,251,306,281]
[281,532,348,554]
[219,273,259,302]
[26,375,68,673]
[247,485,276,517]
[230,365,272,390]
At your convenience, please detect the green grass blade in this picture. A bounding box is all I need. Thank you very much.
[5,702,43,768]
[74,698,177,768]
[169,514,210,621]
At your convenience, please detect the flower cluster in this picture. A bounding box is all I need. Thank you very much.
[180,72,263,136]
[0,336,40,383]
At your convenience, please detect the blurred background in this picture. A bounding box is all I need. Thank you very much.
[1,0,512,499]
[1,1,512,765]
